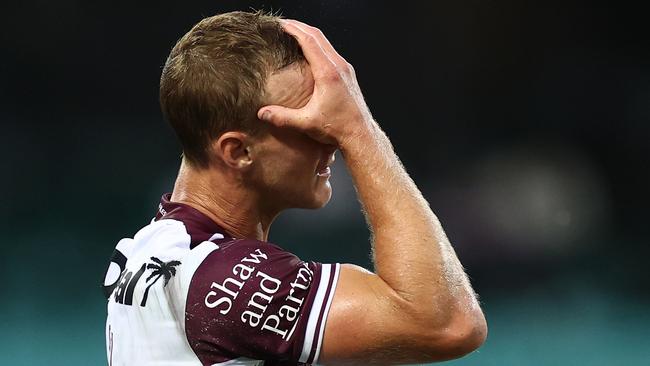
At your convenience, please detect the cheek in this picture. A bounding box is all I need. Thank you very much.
[261,148,316,186]
[287,152,318,181]
[281,141,319,172]
[252,131,322,192]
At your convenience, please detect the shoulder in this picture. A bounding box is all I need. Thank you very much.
[188,238,310,312]
[185,238,340,364]
[216,238,302,267]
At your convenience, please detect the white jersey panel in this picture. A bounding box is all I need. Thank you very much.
[105,219,218,366]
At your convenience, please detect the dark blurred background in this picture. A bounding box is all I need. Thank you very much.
[1,0,649,365]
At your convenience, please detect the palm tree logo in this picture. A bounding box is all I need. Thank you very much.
[140,256,181,306]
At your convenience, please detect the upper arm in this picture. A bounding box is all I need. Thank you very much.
[318,264,485,365]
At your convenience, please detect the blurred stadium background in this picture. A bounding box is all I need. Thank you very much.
[1,1,649,365]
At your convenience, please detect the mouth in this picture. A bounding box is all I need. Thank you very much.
[316,152,336,177]
[316,166,331,177]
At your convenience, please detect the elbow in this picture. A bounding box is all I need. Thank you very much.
[417,308,488,361]
[438,312,488,359]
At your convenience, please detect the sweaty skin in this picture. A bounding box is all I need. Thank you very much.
[258,20,487,365]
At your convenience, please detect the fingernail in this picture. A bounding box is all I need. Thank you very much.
[260,110,271,121]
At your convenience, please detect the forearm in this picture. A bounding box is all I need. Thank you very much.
[340,120,482,325]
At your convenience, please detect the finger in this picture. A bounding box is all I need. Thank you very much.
[257,104,309,129]
[285,20,347,67]
[280,20,339,76]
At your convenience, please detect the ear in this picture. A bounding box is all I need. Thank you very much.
[212,132,253,170]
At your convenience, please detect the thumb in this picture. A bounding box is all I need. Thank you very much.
[257,105,303,128]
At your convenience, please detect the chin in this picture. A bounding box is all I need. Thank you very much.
[311,194,332,209]
[300,183,333,210]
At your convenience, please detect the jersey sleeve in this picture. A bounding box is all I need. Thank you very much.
[184,239,341,365]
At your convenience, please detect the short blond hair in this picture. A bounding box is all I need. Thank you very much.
[160,11,304,167]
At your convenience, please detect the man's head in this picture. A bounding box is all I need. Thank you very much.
[161,11,335,210]
[160,11,303,167]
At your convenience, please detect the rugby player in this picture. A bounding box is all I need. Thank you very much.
[103,11,487,365]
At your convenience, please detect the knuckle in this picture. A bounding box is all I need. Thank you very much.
[344,62,355,74]
[314,27,326,38]
[321,67,342,82]
[304,33,318,45]
[331,62,353,78]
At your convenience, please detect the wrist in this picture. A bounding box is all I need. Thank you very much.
[338,119,386,156]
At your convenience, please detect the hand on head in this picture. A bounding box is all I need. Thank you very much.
[257,19,374,148]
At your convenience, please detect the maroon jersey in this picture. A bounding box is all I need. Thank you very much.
[103,194,341,366]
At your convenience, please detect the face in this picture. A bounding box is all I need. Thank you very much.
[247,62,336,211]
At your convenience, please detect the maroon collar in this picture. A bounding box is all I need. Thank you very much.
[155,193,233,247]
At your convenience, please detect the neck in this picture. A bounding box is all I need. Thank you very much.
[170,159,278,241]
